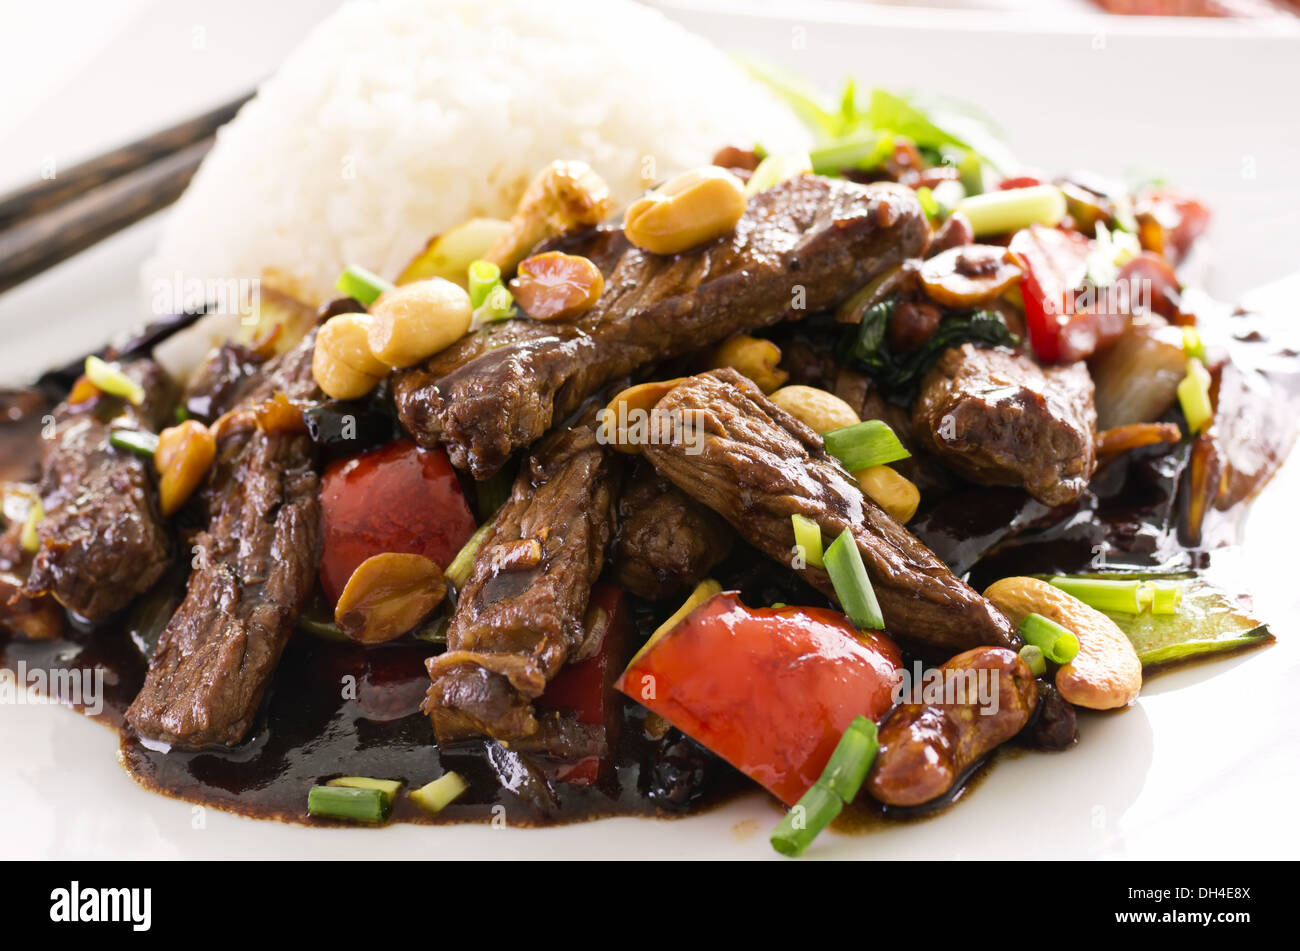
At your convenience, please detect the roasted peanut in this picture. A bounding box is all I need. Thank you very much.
[312,314,389,400]
[334,552,447,644]
[510,251,604,321]
[768,385,860,433]
[368,278,473,368]
[855,465,920,523]
[982,576,1142,710]
[155,420,217,516]
[623,166,747,255]
[599,378,685,453]
[485,160,611,274]
[708,334,786,393]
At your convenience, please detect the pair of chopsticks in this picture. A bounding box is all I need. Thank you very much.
[0,92,253,296]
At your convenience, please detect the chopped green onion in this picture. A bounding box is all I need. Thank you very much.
[335,265,394,308]
[410,772,468,814]
[822,419,911,472]
[745,152,813,196]
[174,405,189,423]
[307,784,388,823]
[109,428,159,458]
[824,528,885,631]
[468,259,502,309]
[475,470,512,520]
[1018,644,1047,677]
[446,521,493,589]
[820,716,878,802]
[20,497,43,553]
[84,356,145,406]
[791,514,824,569]
[956,185,1066,237]
[1018,613,1080,665]
[809,133,892,176]
[1182,326,1207,363]
[328,776,402,805]
[470,283,516,330]
[1141,582,1182,616]
[1177,357,1213,434]
[915,185,939,220]
[770,716,878,857]
[1048,576,1145,614]
[296,614,348,641]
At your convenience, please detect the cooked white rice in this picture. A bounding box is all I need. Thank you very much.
[142,0,808,308]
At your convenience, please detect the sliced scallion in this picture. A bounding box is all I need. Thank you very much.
[109,428,159,458]
[446,521,493,589]
[1018,613,1080,665]
[328,776,402,805]
[956,184,1066,237]
[1018,644,1046,677]
[20,498,43,553]
[809,133,892,176]
[410,771,468,815]
[824,528,884,631]
[1177,357,1213,434]
[1048,576,1145,614]
[770,716,878,857]
[822,419,910,472]
[467,259,502,309]
[84,356,145,406]
[335,265,394,308]
[307,784,388,823]
[1142,582,1182,616]
[791,513,824,569]
[470,283,516,330]
[1182,326,1207,363]
[745,152,813,196]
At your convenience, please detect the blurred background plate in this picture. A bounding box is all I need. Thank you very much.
[1,0,1297,859]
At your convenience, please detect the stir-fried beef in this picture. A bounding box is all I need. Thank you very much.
[912,344,1097,506]
[126,333,321,748]
[0,487,62,639]
[610,464,733,600]
[641,369,1017,656]
[23,360,176,619]
[182,341,269,421]
[424,419,619,741]
[394,175,929,479]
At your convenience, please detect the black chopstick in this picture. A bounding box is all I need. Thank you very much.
[0,91,253,295]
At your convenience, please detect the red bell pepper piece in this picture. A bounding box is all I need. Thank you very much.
[1135,186,1210,265]
[1008,224,1093,362]
[998,175,1044,190]
[318,439,477,604]
[536,583,631,785]
[616,591,902,806]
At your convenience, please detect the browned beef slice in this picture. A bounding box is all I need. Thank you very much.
[126,334,321,748]
[424,421,619,741]
[610,464,732,600]
[394,175,929,478]
[912,344,1097,506]
[642,369,1017,656]
[182,341,269,421]
[23,360,176,619]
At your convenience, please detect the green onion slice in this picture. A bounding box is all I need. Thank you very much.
[335,265,395,308]
[1143,582,1182,616]
[20,497,43,553]
[446,521,493,590]
[1018,613,1080,665]
[822,419,911,472]
[1182,326,1207,363]
[745,152,812,196]
[1018,644,1047,677]
[85,356,145,406]
[470,283,516,330]
[410,772,468,815]
[1048,576,1145,614]
[328,776,402,804]
[1177,357,1213,434]
[791,514,824,569]
[956,184,1066,237]
[109,428,160,458]
[770,716,878,857]
[824,528,885,631]
[307,784,388,823]
[468,259,502,309]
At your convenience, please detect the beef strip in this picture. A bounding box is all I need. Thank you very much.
[23,359,176,619]
[394,175,929,479]
[182,341,268,422]
[0,485,62,639]
[912,344,1097,506]
[126,333,321,747]
[641,369,1017,656]
[610,463,733,600]
[423,419,620,742]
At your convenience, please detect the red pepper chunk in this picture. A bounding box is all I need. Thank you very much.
[616,592,902,806]
[1009,224,1093,362]
[318,439,477,605]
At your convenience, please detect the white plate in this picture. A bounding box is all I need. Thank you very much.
[2,1,1299,859]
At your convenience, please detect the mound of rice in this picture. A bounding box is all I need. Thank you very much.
[143,0,809,304]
